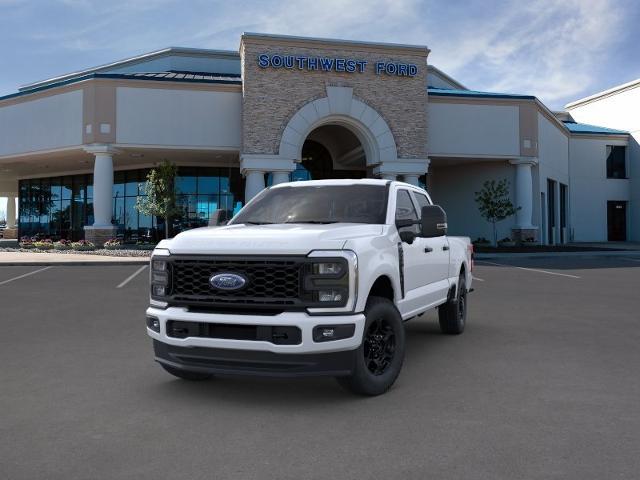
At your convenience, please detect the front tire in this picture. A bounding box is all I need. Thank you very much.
[337,296,405,396]
[438,273,467,335]
[160,363,213,381]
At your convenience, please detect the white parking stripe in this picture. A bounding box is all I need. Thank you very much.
[472,276,485,282]
[477,260,581,279]
[0,266,52,286]
[116,265,148,289]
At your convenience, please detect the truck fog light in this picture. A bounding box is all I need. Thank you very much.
[152,285,166,296]
[313,324,356,342]
[318,289,343,302]
[146,316,161,332]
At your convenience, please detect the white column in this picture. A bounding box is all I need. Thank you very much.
[272,171,290,185]
[403,174,420,186]
[510,158,536,229]
[6,195,16,228]
[244,170,265,202]
[379,173,396,181]
[92,152,115,226]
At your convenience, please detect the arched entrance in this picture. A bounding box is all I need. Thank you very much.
[298,124,367,180]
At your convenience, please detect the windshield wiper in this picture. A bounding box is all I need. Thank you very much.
[244,221,276,225]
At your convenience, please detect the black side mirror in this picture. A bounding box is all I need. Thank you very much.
[421,205,447,237]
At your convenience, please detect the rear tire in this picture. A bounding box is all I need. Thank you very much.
[160,363,212,381]
[336,296,405,396]
[438,273,467,335]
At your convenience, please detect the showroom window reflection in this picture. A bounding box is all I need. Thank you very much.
[18,166,245,241]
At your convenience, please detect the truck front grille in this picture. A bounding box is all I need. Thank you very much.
[168,256,306,309]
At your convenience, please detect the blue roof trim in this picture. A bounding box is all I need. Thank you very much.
[562,121,628,135]
[427,87,536,100]
[0,72,242,102]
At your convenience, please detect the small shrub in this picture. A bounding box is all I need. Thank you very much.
[33,239,54,250]
[19,236,34,249]
[103,238,123,250]
[71,240,96,251]
[54,239,72,250]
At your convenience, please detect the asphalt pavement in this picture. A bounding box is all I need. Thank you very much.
[1,256,639,479]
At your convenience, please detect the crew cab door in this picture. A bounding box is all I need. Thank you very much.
[411,190,451,307]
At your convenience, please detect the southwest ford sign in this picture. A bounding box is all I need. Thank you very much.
[257,54,418,77]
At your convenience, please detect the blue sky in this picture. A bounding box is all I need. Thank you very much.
[1,0,639,217]
[1,0,639,107]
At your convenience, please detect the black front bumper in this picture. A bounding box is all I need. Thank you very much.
[153,340,357,377]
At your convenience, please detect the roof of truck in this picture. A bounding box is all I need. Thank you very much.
[271,179,419,188]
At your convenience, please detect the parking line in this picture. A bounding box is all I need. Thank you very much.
[0,266,52,286]
[472,276,485,282]
[116,265,148,289]
[477,260,581,279]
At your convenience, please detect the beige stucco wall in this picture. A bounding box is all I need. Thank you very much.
[240,36,429,160]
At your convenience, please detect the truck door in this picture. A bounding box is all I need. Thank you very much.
[411,190,451,307]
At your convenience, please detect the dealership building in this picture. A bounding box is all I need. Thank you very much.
[0,33,637,244]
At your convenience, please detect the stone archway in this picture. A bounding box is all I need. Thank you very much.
[278,86,398,167]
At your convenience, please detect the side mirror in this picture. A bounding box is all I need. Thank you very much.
[209,209,229,227]
[421,205,447,237]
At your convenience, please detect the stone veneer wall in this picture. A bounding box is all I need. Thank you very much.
[241,37,429,160]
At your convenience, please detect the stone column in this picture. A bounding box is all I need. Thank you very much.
[509,158,538,242]
[244,170,266,202]
[84,145,119,246]
[271,171,291,185]
[379,173,397,181]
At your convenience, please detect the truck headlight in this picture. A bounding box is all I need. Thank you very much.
[150,250,171,299]
[303,256,351,308]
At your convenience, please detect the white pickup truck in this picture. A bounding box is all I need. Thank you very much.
[146,179,473,395]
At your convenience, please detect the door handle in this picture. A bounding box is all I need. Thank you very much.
[442,245,450,251]
[424,247,433,253]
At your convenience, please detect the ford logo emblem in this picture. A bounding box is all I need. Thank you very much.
[209,273,247,291]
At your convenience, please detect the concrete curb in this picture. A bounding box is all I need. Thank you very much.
[476,250,640,260]
[0,260,150,266]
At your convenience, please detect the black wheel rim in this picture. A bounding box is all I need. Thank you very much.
[363,317,396,376]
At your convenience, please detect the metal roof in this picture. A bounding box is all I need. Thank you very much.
[0,71,241,103]
[562,121,628,135]
[427,87,535,100]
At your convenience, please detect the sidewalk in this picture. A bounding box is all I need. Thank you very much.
[476,250,640,260]
[0,251,149,266]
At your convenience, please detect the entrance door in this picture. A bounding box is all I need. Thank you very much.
[607,201,627,241]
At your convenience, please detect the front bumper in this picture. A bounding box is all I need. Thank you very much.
[153,340,357,377]
[146,306,366,354]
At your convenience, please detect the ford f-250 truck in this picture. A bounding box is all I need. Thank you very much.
[146,179,473,395]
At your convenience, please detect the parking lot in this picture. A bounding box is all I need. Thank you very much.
[1,256,639,479]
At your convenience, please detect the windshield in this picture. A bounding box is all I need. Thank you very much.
[230,184,388,225]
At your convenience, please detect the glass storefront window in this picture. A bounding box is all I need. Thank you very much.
[19,166,245,241]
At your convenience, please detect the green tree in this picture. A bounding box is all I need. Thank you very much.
[135,161,181,239]
[474,179,519,246]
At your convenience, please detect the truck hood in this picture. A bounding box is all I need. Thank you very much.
[166,223,385,255]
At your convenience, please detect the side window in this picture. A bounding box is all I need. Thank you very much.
[395,190,419,233]
[413,192,431,216]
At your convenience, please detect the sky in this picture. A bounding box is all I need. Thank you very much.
[0,0,639,217]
